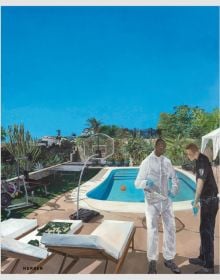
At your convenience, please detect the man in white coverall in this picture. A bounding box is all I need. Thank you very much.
[135,138,181,274]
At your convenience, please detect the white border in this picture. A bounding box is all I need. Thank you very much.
[1,3,219,279]
[1,0,220,6]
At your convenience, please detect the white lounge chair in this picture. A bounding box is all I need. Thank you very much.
[1,218,38,239]
[1,236,50,273]
[41,220,136,273]
[1,219,83,274]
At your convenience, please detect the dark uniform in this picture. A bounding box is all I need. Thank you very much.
[195,153,219,269]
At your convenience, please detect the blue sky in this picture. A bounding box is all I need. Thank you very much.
[2,6,219,138]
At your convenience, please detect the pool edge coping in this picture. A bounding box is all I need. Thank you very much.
[74,166,196,213]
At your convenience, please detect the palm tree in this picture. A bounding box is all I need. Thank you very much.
[56,129,61,137]
[86,118,102,134]
[56,129,62,146]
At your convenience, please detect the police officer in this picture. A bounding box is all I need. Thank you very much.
[185,143,219,274]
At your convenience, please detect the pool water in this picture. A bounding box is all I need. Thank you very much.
[87,168,196,202]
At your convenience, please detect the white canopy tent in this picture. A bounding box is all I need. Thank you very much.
[201,128,220,160]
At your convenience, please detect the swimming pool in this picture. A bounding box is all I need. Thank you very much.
[86,168,196,203]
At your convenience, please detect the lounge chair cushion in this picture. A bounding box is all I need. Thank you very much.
[41,220,134,260]
[91,220,134,259]
[1,237,48,260]
[41,234,103,249]
[1,218,37,239]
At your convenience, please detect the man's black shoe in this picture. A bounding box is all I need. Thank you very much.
[194,267,214,274]
[164,259,181,274]
[148,260,157,274]
[189,257,205,266]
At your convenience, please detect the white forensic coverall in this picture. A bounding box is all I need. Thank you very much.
[135,151,179,261]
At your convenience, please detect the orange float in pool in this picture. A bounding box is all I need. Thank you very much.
[120,185,126,191]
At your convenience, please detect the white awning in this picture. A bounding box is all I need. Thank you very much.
[201,128,220,160]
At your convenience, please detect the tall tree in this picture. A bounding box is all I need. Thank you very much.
[86,118,102,134]
[56,129,61,137]
[190,107,209,138]
[157,112,176,138]
[56,129,62,145]
[158,106,219,139]
[207,108,220,131]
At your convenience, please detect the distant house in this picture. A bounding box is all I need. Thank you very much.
[38,136,60,147]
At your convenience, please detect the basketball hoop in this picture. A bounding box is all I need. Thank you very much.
[78,133,114,162]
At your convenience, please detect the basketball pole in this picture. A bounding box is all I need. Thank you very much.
[76,153,101,219]
[72,133,114,222]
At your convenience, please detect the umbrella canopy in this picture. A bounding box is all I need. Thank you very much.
[201,128,220,160]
